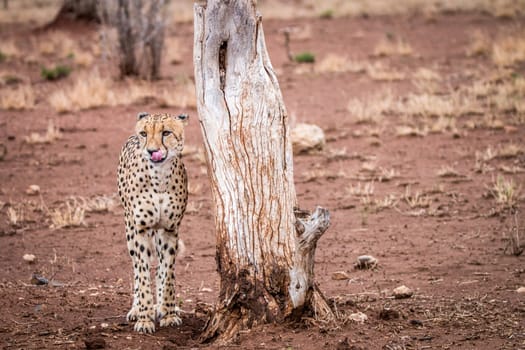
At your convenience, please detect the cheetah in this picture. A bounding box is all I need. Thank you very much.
[117,112,189,333]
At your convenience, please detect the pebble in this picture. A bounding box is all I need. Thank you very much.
[379,307,400,320]
[393,285,413,299]
[84,337,106,349]
[354,255,378,269]
[30,274,48,285]
[23,254,36,263]
[517,287,525,293]
[25,185,40,195]
[331,271,350,280]
[349,311,368,323]
[290,123,325,154]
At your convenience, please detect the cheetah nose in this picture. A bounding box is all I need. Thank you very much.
[149,149,164,162]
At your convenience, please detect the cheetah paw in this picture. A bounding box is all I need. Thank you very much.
[134,319,156,333]
[126,307,140,322]
[159,314,182,327]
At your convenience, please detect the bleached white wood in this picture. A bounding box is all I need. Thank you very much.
[193,0,332,341]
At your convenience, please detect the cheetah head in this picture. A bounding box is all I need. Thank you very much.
[135,112,189,164]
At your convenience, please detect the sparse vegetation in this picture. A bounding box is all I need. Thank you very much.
[347,90,394,124]
[294,51,315,63]
[373,36,413,57]
[403,186,431,208]
[76,195,118,213]
[437,165,461,178]
[41,65,71,81]
[492,30,525,67]
[0,85,35,110]
[24,120,62,144]
[489,175,521,208]
[1,2,525,348]
[319,9,334,19]
[49,200,87,229]
[6,206,24,227]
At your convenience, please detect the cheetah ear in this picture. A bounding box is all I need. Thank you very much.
[137,112,149,120]
[176,113,189,125]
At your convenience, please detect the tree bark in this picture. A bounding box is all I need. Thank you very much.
[53,0,99,22]
[193,0,333,343]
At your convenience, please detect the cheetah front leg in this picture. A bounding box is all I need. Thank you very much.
[127,227,156,333]
[155,228,181,327]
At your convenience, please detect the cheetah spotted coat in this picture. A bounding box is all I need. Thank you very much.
[117,112,188,333]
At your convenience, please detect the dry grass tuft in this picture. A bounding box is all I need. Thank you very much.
[314,54,367,74]
[48,70,115,112]
[1,85,36,110]
[348,182,375,197]
[467,30,491,57]
[49,200,87,229]
[488,175,521,208]
[158,82,197,109]
[347,90,394,124]
[0,40,20,59]
[25,120,62,144]
[497,143,525,159]
[403,186,431,208]
[437,165,461,178]
[7,206,25,227]
[0,0,61,26]
[373,37,413,57]
[78,195,118,213]
[492,30,525,67]
[413,67,442,81]
[366,62,406,81]
[399,90,483,119]
[395,125,427,137]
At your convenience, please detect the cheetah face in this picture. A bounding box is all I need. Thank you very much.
[135,112,188,164]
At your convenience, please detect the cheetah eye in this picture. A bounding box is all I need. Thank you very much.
[139,131,147,137]
[162,130,172,137]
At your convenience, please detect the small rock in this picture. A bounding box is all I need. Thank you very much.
[23,254,36,263]
[100,322,109,328]
[30,273,48,285]
[331,271,350,280]
[349,311,367,323]
[354,255,378,269]
[335,337,351,350]
[379,307,400,320]
[291,123,325,154]
[517,287,525,293]
[25,185,40,195]
[85,337,106,349]
[410,319,423,327]
[393,285,413,299]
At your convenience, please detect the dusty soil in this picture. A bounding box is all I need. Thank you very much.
[1,11,525,350]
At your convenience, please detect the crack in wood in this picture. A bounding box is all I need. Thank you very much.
[219,40,227,92]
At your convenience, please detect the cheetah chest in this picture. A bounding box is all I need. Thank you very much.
[132,163,186,231]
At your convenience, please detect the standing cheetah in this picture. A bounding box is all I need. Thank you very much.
[117,112,189,333]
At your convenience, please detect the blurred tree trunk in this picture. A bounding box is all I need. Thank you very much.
[101,0,165,79]
[193,0,333,344]
[54,0,99,22]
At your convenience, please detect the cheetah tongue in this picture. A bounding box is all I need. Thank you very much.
[151,150,164,162]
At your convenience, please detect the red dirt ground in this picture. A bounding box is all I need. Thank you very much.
[1,10,524,350]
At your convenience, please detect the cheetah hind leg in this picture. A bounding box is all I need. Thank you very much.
[128,230,156,333]
[155,228,182,327]
[125,222,140,322]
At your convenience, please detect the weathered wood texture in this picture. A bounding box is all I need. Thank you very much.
[193,0,332,342]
